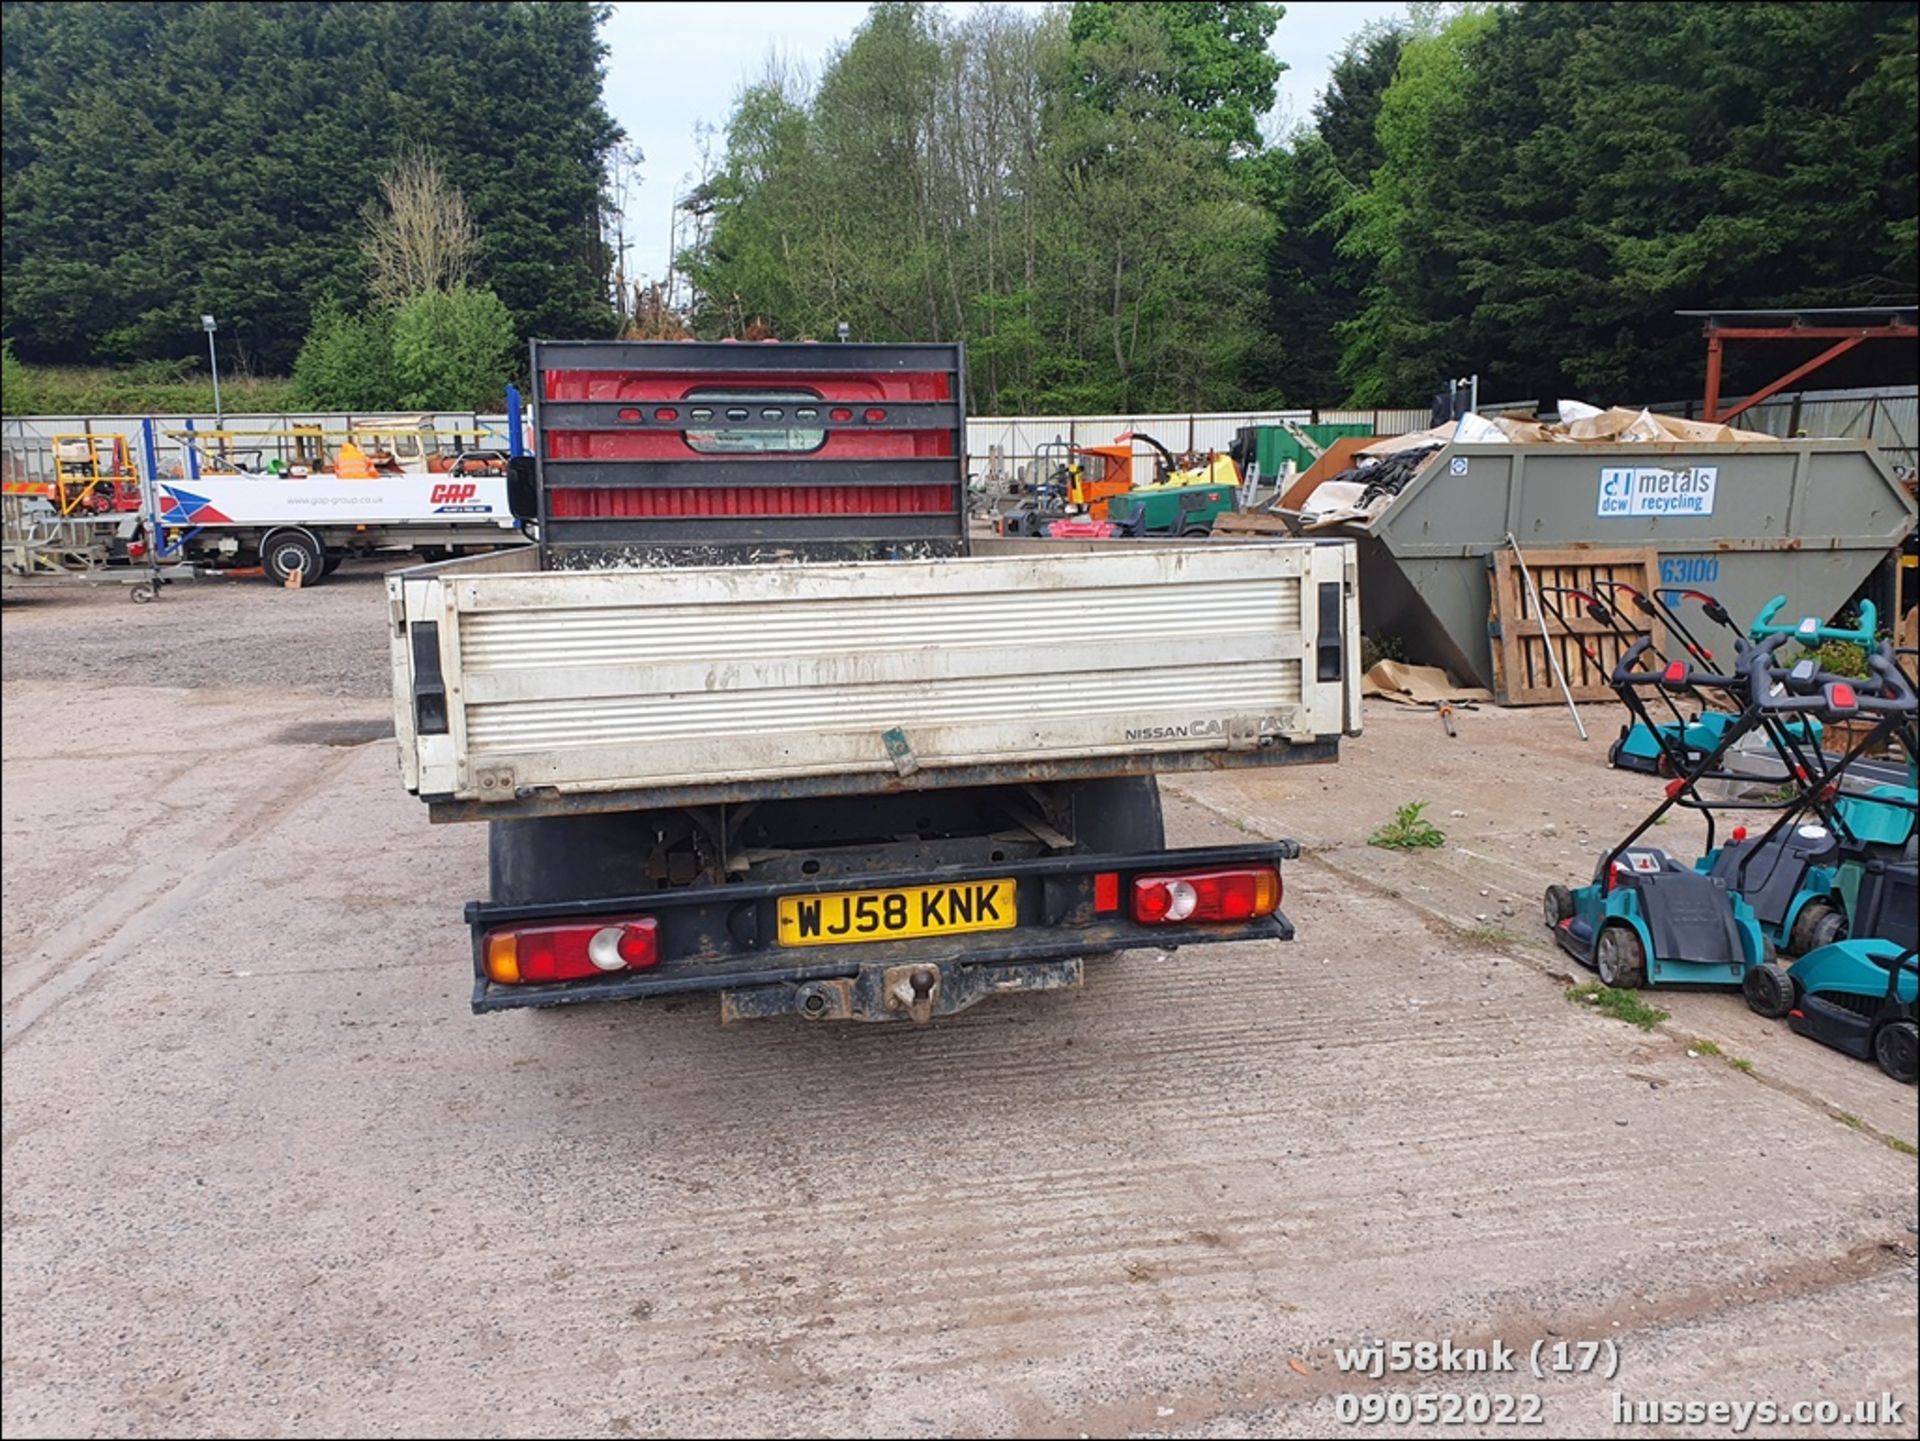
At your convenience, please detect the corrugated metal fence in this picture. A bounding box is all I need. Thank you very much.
[1646,386,1916,475]
[967,407,1432,487]
[6,386,1911,490]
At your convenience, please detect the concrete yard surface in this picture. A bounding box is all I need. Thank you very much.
[3,569,1916,1439]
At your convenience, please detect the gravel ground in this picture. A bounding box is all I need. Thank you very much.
[3,579,1916,1438]
[1,558,398,699]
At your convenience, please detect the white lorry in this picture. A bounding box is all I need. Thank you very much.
[154,468,520,582]
[387,341,1360,1022]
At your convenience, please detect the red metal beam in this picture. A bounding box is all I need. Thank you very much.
[1717,336,1865,423]
[1698,321,1918,422]
[1704,323,1918,341]
[1703,335,1725,421]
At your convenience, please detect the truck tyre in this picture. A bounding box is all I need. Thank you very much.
[260,527,326,587]
[321,552,344,577]
[1071,776,1165,854]
[487,813,661,906]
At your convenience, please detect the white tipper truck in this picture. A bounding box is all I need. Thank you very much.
[387,341,1360,1022]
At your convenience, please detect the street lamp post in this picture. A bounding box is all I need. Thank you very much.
[201,314,223,429]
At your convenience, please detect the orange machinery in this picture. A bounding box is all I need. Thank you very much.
[1070,443,1137,519]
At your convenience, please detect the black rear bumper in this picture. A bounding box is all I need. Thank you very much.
[466,841,1297,1014]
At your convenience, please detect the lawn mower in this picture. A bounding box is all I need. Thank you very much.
[1755,943,1917,1083]
[1733,636,1919,1079]
[1825,646,1917,954]
[1605,587,1833,777]
[1694,629,1913,958]
[1544,636,1774,990]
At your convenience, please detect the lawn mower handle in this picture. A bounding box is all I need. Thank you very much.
[1861,647,1919,715]
[1749,595,1878,645]
[1610,635,1738,691]
[1744,635,1914,717]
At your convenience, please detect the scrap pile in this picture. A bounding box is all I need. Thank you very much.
[1287,401,1780,531]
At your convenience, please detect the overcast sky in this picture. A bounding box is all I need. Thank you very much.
[598,1,1408,285]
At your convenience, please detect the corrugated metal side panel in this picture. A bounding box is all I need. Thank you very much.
[464,665,1304,752]
[462,578,1295,670]
[443,546,1324,794]
[1315,407,1431,435]
[1804,395,1915,467]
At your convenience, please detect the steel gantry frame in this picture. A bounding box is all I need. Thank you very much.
[1678,307,1918,423]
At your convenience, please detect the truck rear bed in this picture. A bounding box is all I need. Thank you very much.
[391,536,1359,821]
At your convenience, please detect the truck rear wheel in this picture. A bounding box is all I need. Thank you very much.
[488,813,662,905]
[260,527,326,587]
[1071,776,1165,853]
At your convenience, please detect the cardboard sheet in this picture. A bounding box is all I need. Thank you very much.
[1361,659,1494,705]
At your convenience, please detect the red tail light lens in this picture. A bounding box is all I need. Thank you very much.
[1662,661,1687,684]
[1828,682,1857,710]
[485,917,659,985]
[1131,866,1280,925]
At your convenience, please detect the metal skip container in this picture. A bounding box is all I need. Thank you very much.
[1351,439,1916,690]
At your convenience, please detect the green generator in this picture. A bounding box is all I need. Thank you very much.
[1104,482,1238,536]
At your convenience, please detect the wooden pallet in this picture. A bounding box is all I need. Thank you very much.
[1489,547,1664,705]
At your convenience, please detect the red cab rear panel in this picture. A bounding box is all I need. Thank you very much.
[531,340,967,563]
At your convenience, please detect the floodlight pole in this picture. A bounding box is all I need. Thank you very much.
[201,314,223,429]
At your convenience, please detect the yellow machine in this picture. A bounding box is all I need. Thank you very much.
[1152,452,1241,490]
[1120,431,1242,491]
[50,434,140,515]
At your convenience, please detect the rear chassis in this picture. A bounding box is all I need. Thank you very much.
[470,841,1296,1021]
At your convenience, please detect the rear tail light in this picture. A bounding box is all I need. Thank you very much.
[485,917,659,985]
[1662,660,1687,684]
[1131,866,1280,925]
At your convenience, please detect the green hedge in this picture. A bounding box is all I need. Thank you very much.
[2,351,303,416]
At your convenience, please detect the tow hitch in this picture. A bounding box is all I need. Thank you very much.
[718,957,1083,1024]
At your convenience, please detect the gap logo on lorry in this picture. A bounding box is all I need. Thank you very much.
[158,485,235,525]
[1597,466,1718,518]
[430,482,492,513]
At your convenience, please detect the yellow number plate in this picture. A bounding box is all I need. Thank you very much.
[777,879,1018,947]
